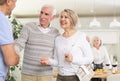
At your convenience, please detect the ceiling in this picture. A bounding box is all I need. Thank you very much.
[13,0,120,18]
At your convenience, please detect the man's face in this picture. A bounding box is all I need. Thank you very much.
[6,0,16,15]
[39,7,54,28]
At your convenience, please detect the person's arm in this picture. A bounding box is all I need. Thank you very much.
[40,38,59,66]
[72,35,94,65]
[40,46,59,66]
[1,44,19,66]
[49,47,58,66]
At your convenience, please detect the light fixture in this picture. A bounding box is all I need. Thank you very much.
[109,0,120,28]
[89,17,101,28]
[109,18,120,28]
[89,0,101,28]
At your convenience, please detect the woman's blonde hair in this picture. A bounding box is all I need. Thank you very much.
[63,9,78,27]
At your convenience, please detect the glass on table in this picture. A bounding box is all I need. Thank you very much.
[106,64,110,66]
[104,64,112,74]
[105,64,110,70]
[112,61,118,73]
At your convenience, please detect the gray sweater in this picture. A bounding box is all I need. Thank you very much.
[15,22,59,76]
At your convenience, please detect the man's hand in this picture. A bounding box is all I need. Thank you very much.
[40,57,49,65]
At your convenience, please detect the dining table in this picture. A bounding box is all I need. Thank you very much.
[93,69,120,81]
[53,69,120,81]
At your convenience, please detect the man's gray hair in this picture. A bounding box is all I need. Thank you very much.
[42,4,56,16]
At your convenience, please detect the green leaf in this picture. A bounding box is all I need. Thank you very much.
[10,66,15,71]
[9,17,23,39]
[9,76,16,81]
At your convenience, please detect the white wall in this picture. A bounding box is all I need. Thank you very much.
[17,16,120,27]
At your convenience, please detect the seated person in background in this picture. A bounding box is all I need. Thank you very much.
[91,36,111,81]
[91,36,111,70]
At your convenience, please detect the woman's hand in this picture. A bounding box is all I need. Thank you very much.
[65,53,73,62]
[40,57,49,65]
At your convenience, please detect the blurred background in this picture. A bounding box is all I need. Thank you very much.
[9,0,120,81]
[12,0,120,61]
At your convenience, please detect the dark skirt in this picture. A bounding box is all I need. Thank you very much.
[57,74,79,81]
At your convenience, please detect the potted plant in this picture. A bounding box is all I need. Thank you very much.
[11,17,23,39]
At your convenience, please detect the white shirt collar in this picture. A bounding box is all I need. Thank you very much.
[37,24,51,33]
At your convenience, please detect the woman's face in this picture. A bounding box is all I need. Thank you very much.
[93,38,101,48]
[59,11,71,29]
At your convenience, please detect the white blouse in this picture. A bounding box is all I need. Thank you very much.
[92,46,111,65]
[49,31,93,76]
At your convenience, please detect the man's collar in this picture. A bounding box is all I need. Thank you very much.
[37,24,51,33]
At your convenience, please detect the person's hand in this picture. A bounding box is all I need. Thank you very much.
[65,53,73,62]
[40,57,49,65]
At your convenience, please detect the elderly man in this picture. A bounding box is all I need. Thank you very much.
[0,0,20,81]
[15,4,59,81]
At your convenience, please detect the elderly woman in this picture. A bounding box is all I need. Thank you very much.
[91,36,111,81]
[40,9,93,81]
